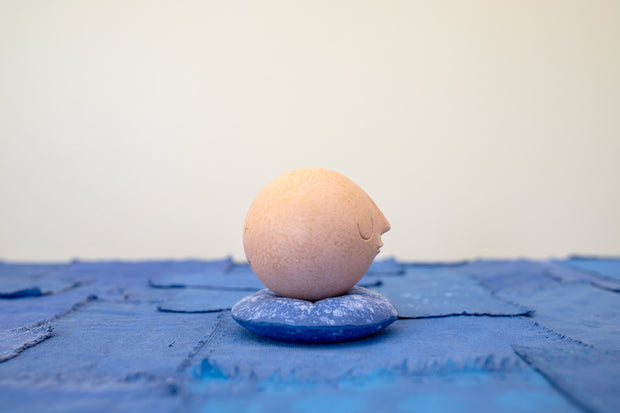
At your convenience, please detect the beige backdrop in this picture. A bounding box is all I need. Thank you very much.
[1,1,619,262]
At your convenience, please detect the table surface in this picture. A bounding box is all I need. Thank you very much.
[0,256,619,413]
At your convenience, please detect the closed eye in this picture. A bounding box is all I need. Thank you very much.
[357,217,373,241]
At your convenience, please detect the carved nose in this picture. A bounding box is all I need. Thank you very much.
[375,208,390,234]
[367,195,390,235]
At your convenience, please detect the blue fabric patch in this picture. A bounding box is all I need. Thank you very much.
[231,287,398,343]
[405,260,470,268]
[0,288,96,362]
[500,283,620,349]
[158,289,252,313]
[0,324,53,363]
[184,368,580,413]
[0,288,96,332]
[196,313,572,381]
[150,262,381,292]
[367,257,406,276]
[0,263,68,278]
[545,260,620,293]
[53,260,234,302]
[513,346,620,413]
[0,263,75,298]
[149,267,264,290]
[0,380,180,412]
[370,267,531,318]
[1,258,617,412]
[462,260,560,294]
[0,301,221,381]
[565,256,620,280]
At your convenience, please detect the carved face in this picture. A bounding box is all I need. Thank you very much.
[243,168,390,301]
[357,195,391,254]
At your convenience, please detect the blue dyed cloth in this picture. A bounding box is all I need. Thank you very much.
[513,346,620,413]
[0,257,619,412]
[150,262,382,291]
[0,263,77,298]
[564,257,620,281]
[370,267,531,318]
[158,289,252,313]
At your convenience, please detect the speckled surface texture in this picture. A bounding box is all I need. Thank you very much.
[0,257,619,412]
[243,168,391,301]
[231,287,398,342]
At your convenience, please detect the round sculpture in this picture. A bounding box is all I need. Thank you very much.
[243,168,391,301]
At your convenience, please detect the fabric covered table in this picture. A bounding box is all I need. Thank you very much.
[0,257,618,412]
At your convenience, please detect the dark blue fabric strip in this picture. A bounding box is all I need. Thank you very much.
[370,267,531,318]
[513,345,620,413]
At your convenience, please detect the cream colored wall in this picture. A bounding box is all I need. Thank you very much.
[1,1,619,262]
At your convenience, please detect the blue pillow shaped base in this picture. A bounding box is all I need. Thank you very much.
[231,286,398,343]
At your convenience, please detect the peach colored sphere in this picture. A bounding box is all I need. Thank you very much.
[243,168,390,301]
